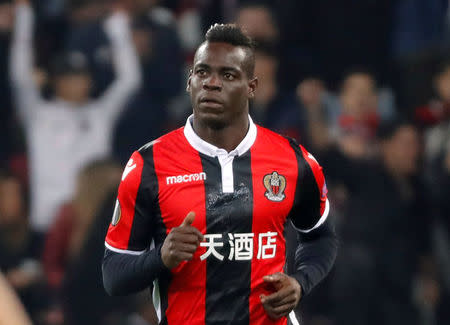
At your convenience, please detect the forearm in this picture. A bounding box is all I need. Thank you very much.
[10,4,34,88]
[101,11,141,109]
[9,3,40,117]
[292,219,338,296]
[102,246,168,296]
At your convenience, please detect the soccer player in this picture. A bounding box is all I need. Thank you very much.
[10,0,141,231]
[103,24,337,325]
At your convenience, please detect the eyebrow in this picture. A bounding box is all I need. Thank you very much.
[194,63,241,74]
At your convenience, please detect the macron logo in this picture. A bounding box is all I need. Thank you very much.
[166,172,206,185]
[122,158,137,181]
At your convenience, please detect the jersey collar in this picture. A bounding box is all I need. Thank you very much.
[183,114,257,157]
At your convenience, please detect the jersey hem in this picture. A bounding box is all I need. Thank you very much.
[105,241,146,255]
[291,198,330,233]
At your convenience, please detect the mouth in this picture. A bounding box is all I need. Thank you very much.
[199,97,224,110]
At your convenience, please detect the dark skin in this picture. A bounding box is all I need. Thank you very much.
[189,41,256,151]
[161,41,301,320]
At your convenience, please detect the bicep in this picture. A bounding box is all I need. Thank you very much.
[105,151,154,253]
[289,144,329,232]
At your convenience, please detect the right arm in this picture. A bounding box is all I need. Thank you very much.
[102,150,202,296]
[102,150,165,296]
[9,1,41,121]
[102,246,167,296]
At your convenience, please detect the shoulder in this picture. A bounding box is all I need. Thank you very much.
[137,127,185,158]
[257,126,325,180]
[256,125,312,157]
[255,125,295,150]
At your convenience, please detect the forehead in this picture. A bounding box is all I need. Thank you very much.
[344,74,375,90]
[194,42,248,71]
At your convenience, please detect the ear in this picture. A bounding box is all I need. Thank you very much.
[186,69,193,92]
[248,77,258,99]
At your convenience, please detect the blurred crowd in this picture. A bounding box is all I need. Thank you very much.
[0,0,449,325]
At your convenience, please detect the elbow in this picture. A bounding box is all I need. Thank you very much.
[103,279,122,297]
[102,256,128,296]
[102,262,118,296]
[121,71,142,97]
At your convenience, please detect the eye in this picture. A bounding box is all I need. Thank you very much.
[196,69,207,77]
[224,72,235,81]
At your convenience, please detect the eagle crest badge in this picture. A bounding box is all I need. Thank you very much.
[263,171,286,202]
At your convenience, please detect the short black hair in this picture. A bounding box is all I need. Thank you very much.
[204,23,256,78]
[339,66,377,93]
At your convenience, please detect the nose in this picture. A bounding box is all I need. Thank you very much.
[203,73,222,91]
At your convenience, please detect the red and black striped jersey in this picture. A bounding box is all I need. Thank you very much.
[105,116,329,325]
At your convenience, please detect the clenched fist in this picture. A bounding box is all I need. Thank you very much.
[161,211,204,269]
[260,272,302,320]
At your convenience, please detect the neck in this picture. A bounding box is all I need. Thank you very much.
[192,114,250,153]
[57,96,88,105]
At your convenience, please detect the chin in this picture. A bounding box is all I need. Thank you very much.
[201,114,228,130]
[195,110,228,130]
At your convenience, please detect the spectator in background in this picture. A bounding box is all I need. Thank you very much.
[9,0,141,231]
[416,59,450,323]
[332,69,381,161]
[0,1,17,166]
[235,1,278,48]
[62,187,159,325]
[389,0,448,112]
[66,0,182,104]
[43,159,122,294]
[332,120,439,325]
[41,158,151,325]
[308,70,382,208]
[41,158,157,325]
[296,68,396,164]
[68,0,108,25]
[0,170,49,323]
[113,14,172,164]
[416,59,450,167]
[250,44,306,141]
[295,77,332,152]
[433,140,450,320]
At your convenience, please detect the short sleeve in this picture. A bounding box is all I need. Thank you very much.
[288,144,330,233]
[105,151,153,254]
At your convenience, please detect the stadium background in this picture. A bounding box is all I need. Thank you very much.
[0,0,449,324]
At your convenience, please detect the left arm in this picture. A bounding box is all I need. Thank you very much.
[96,9,141,122]
[261,142,338,319]
[260,221,337,319]
[291,218,338,296]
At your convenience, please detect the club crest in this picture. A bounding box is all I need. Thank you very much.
[111,199,121,226]
[263,171,286,202]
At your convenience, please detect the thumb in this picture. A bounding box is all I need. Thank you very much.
[180,211,196,227]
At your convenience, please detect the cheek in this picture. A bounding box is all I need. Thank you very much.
[228,85,249,103]
[188,78,202,93]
